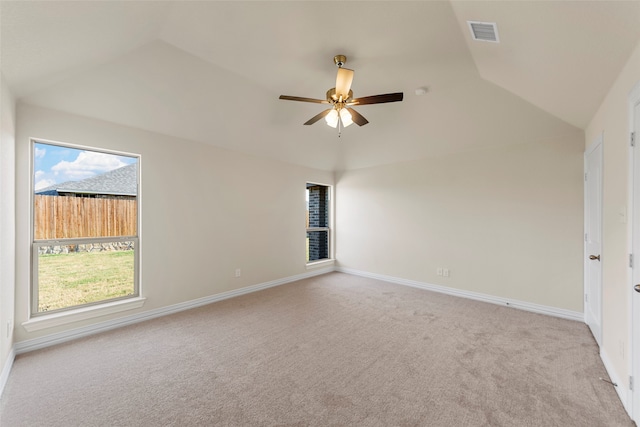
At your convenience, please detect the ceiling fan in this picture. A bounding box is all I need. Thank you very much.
[279,55,403,133]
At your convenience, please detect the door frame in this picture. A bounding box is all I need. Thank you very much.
[629,80,640,423]
[584,134,603,346]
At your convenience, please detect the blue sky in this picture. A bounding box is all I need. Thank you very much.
[34,142,137,191]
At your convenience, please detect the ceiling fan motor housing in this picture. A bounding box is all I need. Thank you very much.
[327,88,353,104]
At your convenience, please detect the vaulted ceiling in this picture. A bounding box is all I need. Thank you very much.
[2,1,639,171]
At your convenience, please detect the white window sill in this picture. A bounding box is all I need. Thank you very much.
[306,259,335,270]
[22,297,146,332]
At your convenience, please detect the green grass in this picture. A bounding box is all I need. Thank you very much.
[37,250,134,312]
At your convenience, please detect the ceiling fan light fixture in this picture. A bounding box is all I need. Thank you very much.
[325,109,339,128]
[339,108,353,127]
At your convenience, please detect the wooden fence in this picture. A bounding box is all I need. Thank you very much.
[34,195,137,240]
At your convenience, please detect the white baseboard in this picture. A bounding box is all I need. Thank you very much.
[7,265,584,394]
[600,348,629,414]
[336,267,583,321]
[0,347,16,398]
[11,266,583,355]
[14,267,333,355]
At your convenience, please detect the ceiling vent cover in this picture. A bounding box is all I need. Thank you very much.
[467,21,499,43]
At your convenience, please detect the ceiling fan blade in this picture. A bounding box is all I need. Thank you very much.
[346,108,369,126]
[348,92,404,106]
[335,68,354,100]
[279,95,329,104]
[304,109,333,125]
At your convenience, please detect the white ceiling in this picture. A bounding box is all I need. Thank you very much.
[2,1,639,171]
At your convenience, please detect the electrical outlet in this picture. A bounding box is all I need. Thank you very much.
[437,267,443,276]
[443,268,450,277]
[235,268,241,278]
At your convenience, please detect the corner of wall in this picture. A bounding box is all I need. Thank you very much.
[0,73,17,394]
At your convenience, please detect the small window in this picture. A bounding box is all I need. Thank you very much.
[306,182,331,263]
[32,140,140,315]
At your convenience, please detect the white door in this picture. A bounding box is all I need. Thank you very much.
[630,82,640,422]
[585,136,603,346]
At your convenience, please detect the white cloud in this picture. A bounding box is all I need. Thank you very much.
[51,151,127,180]
[34,179,56,191]
[34,170,55,190]
[34,147,46,159]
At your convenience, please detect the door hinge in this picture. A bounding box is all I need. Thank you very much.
[630,376,634,391]
[585,293,588,303]
[585,233,588,242]
[584,172,588,182]
[632,132,636,147]
[631,254,634,268]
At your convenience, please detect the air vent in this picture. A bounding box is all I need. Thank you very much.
[467,21,499,43]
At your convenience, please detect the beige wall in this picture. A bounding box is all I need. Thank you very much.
[336,132,585,312]
[585,40,640,385]
[14,104,333,342]
[0,75,16,380]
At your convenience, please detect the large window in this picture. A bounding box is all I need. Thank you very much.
[32,140,139,315]
[306,182,331,263]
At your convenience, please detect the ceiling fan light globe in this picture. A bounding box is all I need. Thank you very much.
[340,108,353,127]
[325,109,339,128]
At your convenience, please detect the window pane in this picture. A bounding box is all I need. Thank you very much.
[307,230,329,262]
[36,241,135,313]
[33,142,137,239]
[306,184,329,228]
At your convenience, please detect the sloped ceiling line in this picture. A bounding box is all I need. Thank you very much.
[2,1,639,171]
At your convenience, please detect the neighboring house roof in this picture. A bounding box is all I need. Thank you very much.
[36,163,138,196]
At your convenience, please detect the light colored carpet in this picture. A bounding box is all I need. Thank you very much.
[0,272,633,426]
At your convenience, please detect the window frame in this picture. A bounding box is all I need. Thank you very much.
[30,138,141,318]
[306,182,333,265]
